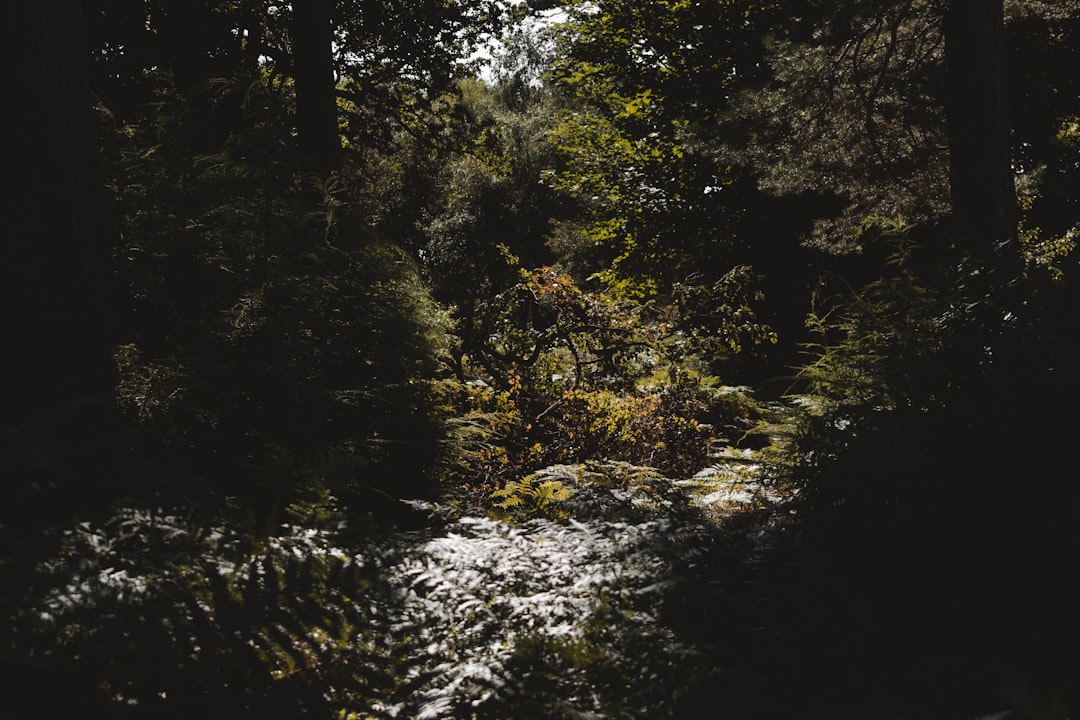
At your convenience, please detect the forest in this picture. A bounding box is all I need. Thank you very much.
[3,1,1079,718]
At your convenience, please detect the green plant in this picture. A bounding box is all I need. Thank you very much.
[14,507,401,718]
[492,474,573,519]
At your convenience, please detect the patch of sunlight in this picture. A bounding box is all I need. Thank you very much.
[374,515,686,717]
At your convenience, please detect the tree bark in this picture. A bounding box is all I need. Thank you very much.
[5,0,111,421]
[291,0,340,174]
[943,0,1019,268]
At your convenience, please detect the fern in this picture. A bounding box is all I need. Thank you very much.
[492,475,573,518]
[18,508,402,716]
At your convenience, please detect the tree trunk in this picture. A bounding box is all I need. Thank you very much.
[943,0,1019,269]
[291,0,340,174]
[6,0,111,422]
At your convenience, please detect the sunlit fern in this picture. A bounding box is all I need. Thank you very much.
[20,508,401,716]
[495,461,692,522]
[18,500,714,719]
[492,474,573,518]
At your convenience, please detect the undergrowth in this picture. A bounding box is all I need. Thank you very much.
[13,499,724,719]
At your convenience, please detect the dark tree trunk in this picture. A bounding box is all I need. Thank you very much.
[291,0,340,174]
[943,0,1020,269]
[6,0,111,422]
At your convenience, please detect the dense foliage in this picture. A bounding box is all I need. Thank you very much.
[5,1,1080,718]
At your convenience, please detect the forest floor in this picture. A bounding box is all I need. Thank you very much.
[408,388,1059,720]
[8,390,1065,719]
[363,393,860,719]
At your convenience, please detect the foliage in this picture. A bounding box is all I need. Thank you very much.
[492,472,574,518]
[370,512,701,719]
[672,264,778,358]
[526,380,716,478]
[724,1,1080,258]
[494,460,692,523]
[785,265,947,510]
[15,2,1080,718]
[84,0,266,118]
[415,77,575,387]
[1016,187,1079,281]
[543,0,822,377]
[445,345,764,508]
[547,0,779,295]
[730,0,951,250]
[455,262,659,390]
[305,0,506,159]
[11,500,723,719]
[426,252,766,495]
[778,231,1080,713]
[11,508,400,717]
[108,67,455,513]
[1005,2,1080,242]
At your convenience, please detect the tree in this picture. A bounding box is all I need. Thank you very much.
[731,1,952,253]
[330,0,503,150]
[419,78,569,380]
[4,2,122,708]
[1006,1,1080,247]
[549,0,779,297]
[736,0,1068,270]
[6,0,111,421]
[84,1,266,121]
[546,0,818,379]
[780,4,1080,709]
[944,0,1019,268]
